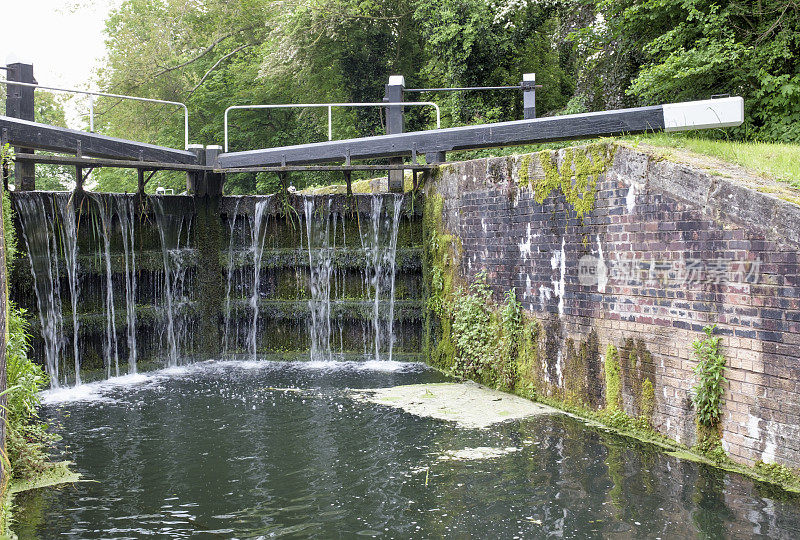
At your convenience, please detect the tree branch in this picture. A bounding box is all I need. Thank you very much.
[187,44,253,98]
[151,33,234,80]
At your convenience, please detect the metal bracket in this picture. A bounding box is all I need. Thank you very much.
[76,140,82,157]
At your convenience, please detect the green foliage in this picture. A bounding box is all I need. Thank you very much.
[5,307,56,481]
[694,432,728,464]
[692,324,727,428]
[755,461,800,490]
[2,151,17,276]
[577,0,800,142]
[452,271,495,380]
[412,0,573,126]
[604,344,622,411]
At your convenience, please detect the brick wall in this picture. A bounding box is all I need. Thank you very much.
[427,143,800,468]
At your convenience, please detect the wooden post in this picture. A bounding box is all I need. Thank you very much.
[204,145,224,196]
[522,73,536,120]
[186,144,205,195]
[344,170,352,197]
[6,63,37,190]
[385,76,405,193]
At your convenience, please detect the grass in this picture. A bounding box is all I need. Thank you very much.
[629,133,800,189]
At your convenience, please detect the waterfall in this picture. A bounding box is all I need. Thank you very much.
[248,198,271,361]
[222,198,242,358]
[15,194,65,387]
[304,196,334,362]
[116,195,138,373]
[93,195,120,378]
[55,193,82,385]
[152,197,192,367]
[360,194,403,361]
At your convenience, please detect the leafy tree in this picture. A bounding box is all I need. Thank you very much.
[573,0,800,141]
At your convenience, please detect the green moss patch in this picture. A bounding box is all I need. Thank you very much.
[10,461,81,494]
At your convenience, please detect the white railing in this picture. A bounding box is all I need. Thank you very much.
[0,79,190,149]
[223,101,441,152]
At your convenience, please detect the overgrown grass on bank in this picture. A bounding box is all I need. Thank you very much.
[630,133,800,188]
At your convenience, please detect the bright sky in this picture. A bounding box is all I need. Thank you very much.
[0,0,120,124]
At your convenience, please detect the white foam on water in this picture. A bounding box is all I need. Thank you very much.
[298,359,424,373]
[41,384,108,405]
[41,372,153,405]
[41,359,428,404]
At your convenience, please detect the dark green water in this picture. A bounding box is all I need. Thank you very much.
[15,359,800,538]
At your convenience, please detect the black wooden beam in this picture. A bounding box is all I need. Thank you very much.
[217,97,744,169]
[0,115,198,164]
[13,152,209,171]
[218,105,665,168]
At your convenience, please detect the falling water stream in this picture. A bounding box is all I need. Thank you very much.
[221,198,241,358]
[304,196,335,362]
[93,195,120,378]
[151,197,193,367]
[16,193,408,384]
[361,194,403,362]
[55,193,82,385]
[248,198,271,361]
[15,194,65,387]
[115,194,138,373]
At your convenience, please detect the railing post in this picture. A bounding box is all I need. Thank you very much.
[384,75,405,193]
[6,62,37,190]
[522,73,536,120]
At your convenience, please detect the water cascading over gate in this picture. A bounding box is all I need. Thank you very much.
[11,191,423,387]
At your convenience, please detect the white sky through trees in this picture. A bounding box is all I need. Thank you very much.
[0,0,120,125]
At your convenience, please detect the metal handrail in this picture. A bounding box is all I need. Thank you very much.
[0,79,190,149]
[223,101,441,152]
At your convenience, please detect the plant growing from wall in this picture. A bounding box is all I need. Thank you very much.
[692,325,727,429]
[5,306,56,481]
[691,324,728,462]
[452,271,495,381]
